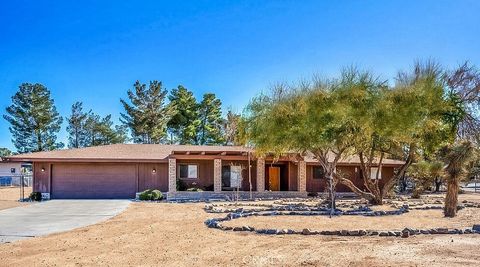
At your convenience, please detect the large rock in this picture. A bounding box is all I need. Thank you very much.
[302,228,314,235]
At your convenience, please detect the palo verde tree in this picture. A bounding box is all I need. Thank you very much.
[245,64,453,205]
[335,62,451,204]
[121,80,175,144]
[4,83,63,153]
[245,75,361,208]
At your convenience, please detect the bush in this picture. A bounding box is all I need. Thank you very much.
[176,179,187,191]
[29,192,42,201]
[186,187,203,192]
[307,192,318,197]
[204,184,214,191]
[138,189,163,201]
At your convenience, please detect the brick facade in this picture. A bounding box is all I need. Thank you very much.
[256,158,265,192]
[168,158,176,192]
[298,161,306,192]
[213,159,222,192]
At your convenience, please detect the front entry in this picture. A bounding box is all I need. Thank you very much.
[268,167,281,191]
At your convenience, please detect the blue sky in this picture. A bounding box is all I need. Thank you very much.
[1,0,479,151]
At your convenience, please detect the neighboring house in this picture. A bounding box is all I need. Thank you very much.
[0,159,23,186]
[5,144,404,199]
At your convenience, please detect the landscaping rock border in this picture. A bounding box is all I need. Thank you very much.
[204,201,480,238]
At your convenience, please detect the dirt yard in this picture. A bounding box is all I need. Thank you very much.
[0,187,31,211]
[0,193,479,266]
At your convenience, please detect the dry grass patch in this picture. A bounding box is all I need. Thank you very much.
[0,187,31,211]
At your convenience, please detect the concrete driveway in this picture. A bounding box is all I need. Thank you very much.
[0,200,130,243]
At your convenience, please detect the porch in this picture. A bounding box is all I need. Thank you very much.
[167,155,307,195]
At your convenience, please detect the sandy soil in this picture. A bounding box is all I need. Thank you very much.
[0,187,31,211]
[222,208,480,231]
[0,194,479,266]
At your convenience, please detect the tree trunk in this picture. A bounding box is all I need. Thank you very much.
[444,175,459,217]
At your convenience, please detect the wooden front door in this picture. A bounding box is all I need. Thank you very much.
[268,167,281,191]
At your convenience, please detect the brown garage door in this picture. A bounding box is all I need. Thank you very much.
[51,164,137,199]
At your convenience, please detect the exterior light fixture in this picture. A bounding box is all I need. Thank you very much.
[41,167,45,172]
[152,168,156,174]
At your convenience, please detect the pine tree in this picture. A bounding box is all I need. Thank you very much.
[197,93,224,145]
[120,80,175,144]
[4,83,63,153]
[84,113,127,146]
[66,102,89,148]
[67,102,127,148]
[167,85,200,144]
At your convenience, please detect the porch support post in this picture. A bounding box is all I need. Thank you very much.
[168,158,177,192]
[298,161,306,192]
[214,159,222,192]
[256,158,265,192]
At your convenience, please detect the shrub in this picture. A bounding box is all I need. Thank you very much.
[307,192,318,197]
[204,184,214,191]
[138,189,163,201]
[186,187,203,192]
[176,179,187,191]
[29,192,42,201]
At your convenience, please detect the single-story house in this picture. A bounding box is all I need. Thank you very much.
[4,144,404,199]
[0,159,29,186]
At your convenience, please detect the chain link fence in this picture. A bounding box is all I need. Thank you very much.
[0,173,33,201]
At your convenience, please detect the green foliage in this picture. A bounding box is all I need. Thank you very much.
[176,178,187,191]
[121,80,175,144]
[138,189,163,201]
[29,192,42,201]
[167,85,200,144]
[186,187,203,192]
[408,160,445,191]
[244,62,456,204]
[444,62,480,141]
[84,113,128,146]
[0,148,12,157]
[67,101,127,148]
[197,93,224,145]
[3,83,64,153]
[66,102,89,148]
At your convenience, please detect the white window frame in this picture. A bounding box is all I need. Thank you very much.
[179,164,198,179]
[229,165,243,188]
[370,167,382,180]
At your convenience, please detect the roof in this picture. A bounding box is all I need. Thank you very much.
[5,144,405,166]
[5,144,251,162]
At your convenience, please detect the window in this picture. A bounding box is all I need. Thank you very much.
[222,165,243,188]
[313,166,325,179]
[179,164,198,179]
[370,167,382,180]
